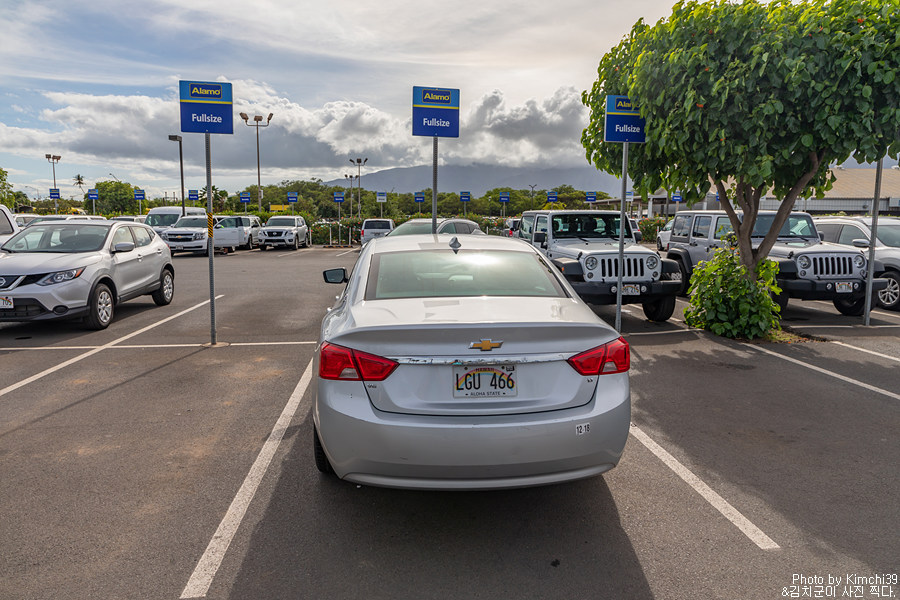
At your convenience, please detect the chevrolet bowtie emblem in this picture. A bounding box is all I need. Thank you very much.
[469,339,502,351]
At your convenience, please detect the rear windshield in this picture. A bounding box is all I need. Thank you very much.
[365,250,567,300]
[364,220,392,229]
[387,221,433,235]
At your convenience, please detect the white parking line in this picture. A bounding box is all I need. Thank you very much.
[180,359,314,599]
[831,341,900,364]
[0,341,317,352]
[0,297,221,400]
[749,345,900,401]
[630,425,780,551]
[336,249,357,257]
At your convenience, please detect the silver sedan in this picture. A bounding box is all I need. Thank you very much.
[314,234,630,490]
[0,221,174,329]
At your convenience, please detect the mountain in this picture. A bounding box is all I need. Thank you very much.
[325,164,622,197]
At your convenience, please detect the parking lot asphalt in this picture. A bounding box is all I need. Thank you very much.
[1,246,897,600]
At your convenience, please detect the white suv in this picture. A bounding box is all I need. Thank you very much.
[360,219,395,244]
[258,216,309,250]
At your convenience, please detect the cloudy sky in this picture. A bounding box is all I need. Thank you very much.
[0,0,675,202]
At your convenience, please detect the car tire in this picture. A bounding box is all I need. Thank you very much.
[668,259,689,296]
[833,295,875,316]
[260,244,267,251]
[302,233,309,248]
[151,269,174,306]
[877,271,900,310]
[656,236,663,251]
[292,236,299,250]
[86,282,114,330]
[313,427,334,474]
[642,295,676,322]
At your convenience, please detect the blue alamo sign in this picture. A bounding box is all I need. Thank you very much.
[604,95,645,144]
[412,86,459,138]
[180,80,233,135]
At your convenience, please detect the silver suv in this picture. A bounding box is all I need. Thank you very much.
[258,216,309,250]
[518,210,680,321]
[664,210,888,316]
[814,216,900,310]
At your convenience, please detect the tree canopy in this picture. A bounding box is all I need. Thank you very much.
[583,0,900,271]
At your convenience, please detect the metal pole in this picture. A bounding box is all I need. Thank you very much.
[205,133,217,344]
[863,158,883,326]
[615,142,629,333]
[179,139,186,217]
[432,136,438,234]
[255,124,262,210]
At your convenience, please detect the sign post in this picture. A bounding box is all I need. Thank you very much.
[604,94,646,333]
[287,191,298,214]
[412,86,459,233]
[180,80,233,345]
[88,189,98,214]
[376,192,386,217]
[134,188,145,215]
[460,191,470,217]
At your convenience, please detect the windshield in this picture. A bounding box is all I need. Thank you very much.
[173,217,206,228]
[217,217,241,228]
[364,220,392,229]
[2,224,110,253]
[550,214,631,240]
[388,221,435,236]
[876,224,900,247]
[365,250,566,300]
[145,213,182,227]
[752,214,817,238]
[266,218,296,227]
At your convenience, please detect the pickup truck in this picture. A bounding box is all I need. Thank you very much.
[517,209,680,321]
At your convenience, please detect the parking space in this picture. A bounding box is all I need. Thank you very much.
[1,248,897,600]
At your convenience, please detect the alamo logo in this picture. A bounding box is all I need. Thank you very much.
[189,84,223,99]
[423,89,451,104]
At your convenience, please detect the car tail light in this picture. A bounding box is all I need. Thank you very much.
[319,342,398,381]
[567,337,630,376]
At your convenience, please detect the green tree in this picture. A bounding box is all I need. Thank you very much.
[0,167,12,208]
[582,0,900,276]
[95,180,136,215]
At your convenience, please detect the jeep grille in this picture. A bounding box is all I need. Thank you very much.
[594,256,648,281]
[808,254,856,279]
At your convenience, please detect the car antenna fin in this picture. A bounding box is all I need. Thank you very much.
[449,236,462,254]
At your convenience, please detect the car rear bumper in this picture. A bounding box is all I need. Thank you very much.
[569,279,681,305]
[779,277,887,300]
[314,377,630,490]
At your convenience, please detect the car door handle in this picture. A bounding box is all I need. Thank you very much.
[689,242,698,246]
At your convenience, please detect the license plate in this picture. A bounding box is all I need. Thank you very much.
[175,245,183,250]
[623,284,640,295]
[452,364,517,398]
[0,296,13,310]
[836,282,852,293]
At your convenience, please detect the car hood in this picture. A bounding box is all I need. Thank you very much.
[766,239,861,256]
[165,227,206,234]
[0,250,103,274]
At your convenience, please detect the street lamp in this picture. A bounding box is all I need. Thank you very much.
[168,134,186,216]
[240,112,274,210]
[45,154,61,213]
[344,173,357,216]
[350,157,367,218]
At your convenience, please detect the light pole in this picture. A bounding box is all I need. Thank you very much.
[45,154,61,213]
[529,184,537,210]
[168,134,186,216]
[344,173,357,217]
[350,157,367,218]
[240,112,274,210]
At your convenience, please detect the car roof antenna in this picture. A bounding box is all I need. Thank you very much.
[449,236,462,254]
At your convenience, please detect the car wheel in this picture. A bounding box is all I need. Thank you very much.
[313,427,334,474]
[259,244,267,251]
[642,295,676,322]
[302,233,309,248]
[667,259,689,296]
[86,283,114,330]
[293,236,299,250]
[151,269,174,306]
[877,271,900,310]
[833,295,875,316]
[656,236,663,251]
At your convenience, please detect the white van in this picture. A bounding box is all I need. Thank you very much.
[145,206,206,234]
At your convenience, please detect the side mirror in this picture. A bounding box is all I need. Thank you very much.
[851,239,869,248]
[533,232,546,245]
[323,268,349,284]
[113,242,135,253]
[634,231,643,242]
[818,232,825,241]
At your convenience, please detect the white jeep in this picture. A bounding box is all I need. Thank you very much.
[518,210,680,321]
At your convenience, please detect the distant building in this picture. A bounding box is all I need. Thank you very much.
[648,167,900,217]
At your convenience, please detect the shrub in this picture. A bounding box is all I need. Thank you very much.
[638,216,668,241]
[683,235,782,339]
